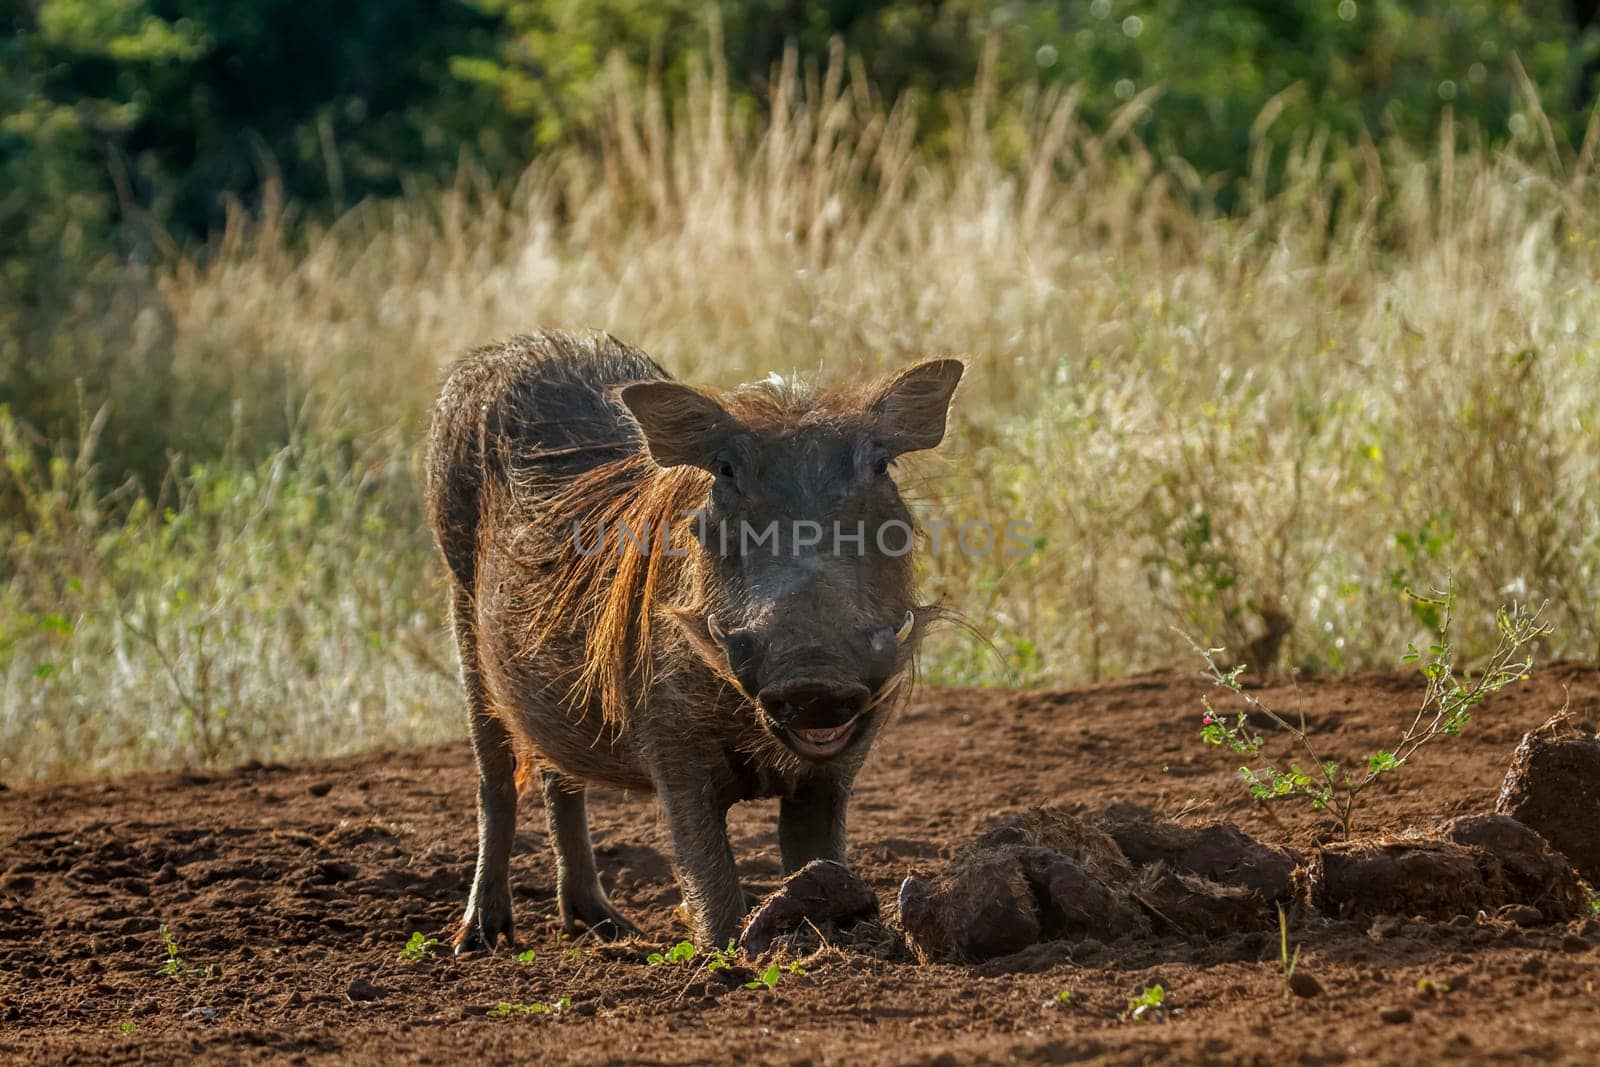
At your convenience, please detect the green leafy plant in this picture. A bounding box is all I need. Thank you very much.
[745,961,806,991]
[1124,984,1167,1022]
[702,942,737,972]
[117,1021,138,1036]
[1192,588,1550,837]
[647,940,697,966]
[488,998,570,1018]
[156,924,209,980]
[516,949,537,964]
[1052,990,1073,1008]
[398,931,438,962]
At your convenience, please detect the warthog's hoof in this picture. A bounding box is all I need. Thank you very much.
[454,892,514,955]
[560,880,643,941]
[564,911,642,942]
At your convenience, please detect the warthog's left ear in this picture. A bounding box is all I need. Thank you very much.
[867,358,965,455]
[618,380,743,470]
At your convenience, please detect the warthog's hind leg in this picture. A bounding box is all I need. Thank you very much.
[452,590,518,954]
[543,771,642,940]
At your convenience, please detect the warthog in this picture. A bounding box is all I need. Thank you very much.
[426,330,963,951]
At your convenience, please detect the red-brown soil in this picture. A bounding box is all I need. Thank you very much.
[4,666,1600,1065]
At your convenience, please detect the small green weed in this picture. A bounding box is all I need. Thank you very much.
[157,924,208,980]
[1193,588,1549,837]
[745,961,806,991]
[516,949,537,964]
[1277,904,1301,1001]
[398,931,438,962]
[117,1021,137,1036]
[488,998,570,1018]
[703,942,737,971]
[1416,977,1452,997]
[647,940,697,966]
[1124,984,1167,1022]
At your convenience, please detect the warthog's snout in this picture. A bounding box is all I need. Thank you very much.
[757,679,871,758]
[708,608,916,759]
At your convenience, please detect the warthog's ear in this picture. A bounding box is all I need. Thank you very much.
[867,358,965,455]
[618,381,742,470]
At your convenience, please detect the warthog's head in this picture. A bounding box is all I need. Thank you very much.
[620,359,963,760]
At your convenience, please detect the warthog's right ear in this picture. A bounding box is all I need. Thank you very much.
[618,381,743,470]
[867,358,966,455]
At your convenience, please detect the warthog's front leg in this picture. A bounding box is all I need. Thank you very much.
[655,778,747,948]
[778,775,849,875]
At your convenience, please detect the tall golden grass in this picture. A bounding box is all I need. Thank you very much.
[5,51,1599,779]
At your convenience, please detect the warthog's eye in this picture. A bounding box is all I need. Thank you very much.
[715,457,738,485]
[872,456,890,477]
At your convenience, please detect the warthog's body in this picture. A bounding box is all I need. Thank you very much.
[427,330,961,949]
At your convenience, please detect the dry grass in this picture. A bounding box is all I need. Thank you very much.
[5,51,1600,779]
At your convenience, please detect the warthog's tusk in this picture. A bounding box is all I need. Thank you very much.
[894,609,915,646]
[864,674,906,713]
[707,613,727,645]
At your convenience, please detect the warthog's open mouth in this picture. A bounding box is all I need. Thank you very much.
[759,676,903,761]
[780,714,862,759]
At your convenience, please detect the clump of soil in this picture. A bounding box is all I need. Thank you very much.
[1092,801,1300,899]
[971,806,1134,886]
[740,860,877,956]
[898,797,1596,961]
[896,805,1296,961]
[896,808,1147,962]
[1132,863,1272,936]
[1295,814,1593,923]
[896,848,1041,962]
[1497,712,1600,889]
[1439,813,1591,919]
[1299,838,1506,920]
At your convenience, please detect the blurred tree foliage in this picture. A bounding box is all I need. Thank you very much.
[6,0,1596,266]
[2,1,505,295]
[2,0,1597,487]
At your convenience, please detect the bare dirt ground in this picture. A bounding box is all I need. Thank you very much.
[4,665,1600,1065]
